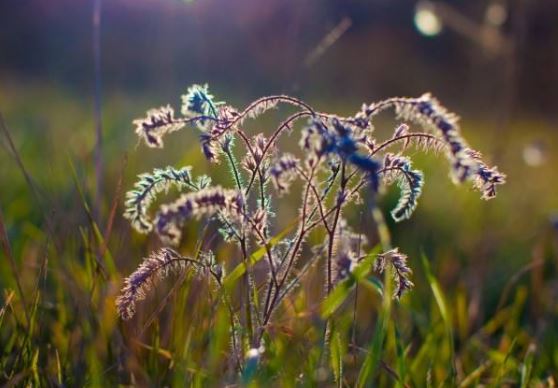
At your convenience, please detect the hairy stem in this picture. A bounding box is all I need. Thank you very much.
[371,132,444,156]
[321,162,348,367]
[261,163,317,330]
[223,144,244,192]
[326,161,347,295]
[244,111,313,195]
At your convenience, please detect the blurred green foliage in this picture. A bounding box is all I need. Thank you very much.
[0,81,557,385]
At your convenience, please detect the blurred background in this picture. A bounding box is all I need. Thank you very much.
[1,0,557,385]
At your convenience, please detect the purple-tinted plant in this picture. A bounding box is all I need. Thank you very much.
[117,84,505,366]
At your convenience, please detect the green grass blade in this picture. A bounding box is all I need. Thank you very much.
[321,276,357,319]
[357,312,387,387]
[223,220,296,290]
[321,245,381,319]
[394,325,407,388]
[67,156,117,276]
[490,338,517,387]
[459,360,492,387]
[421,252,456,384]
[356,245,392,387]
[330,325,344,388]
[520,344,535,388]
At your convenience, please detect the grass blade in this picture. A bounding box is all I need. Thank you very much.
[421,252,456,384]
[223,220,296,290]
[0,205,29,326]
[330,325,344,387]
[520,344,536,388]
[357,311,388,387]
[321,245,381,319]
[67,156,117,276]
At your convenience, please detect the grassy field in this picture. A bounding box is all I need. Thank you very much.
[1,80,557,386]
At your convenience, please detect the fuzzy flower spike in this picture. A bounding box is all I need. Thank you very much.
[119,85,505,331]
[358,93,506,199]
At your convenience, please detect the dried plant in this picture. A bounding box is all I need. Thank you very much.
[117,84,505,365]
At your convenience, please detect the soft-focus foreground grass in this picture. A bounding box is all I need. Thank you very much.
[0,81,557,386]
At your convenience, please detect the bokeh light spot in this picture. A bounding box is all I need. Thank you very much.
[485,3,508,26]
[414,2,443,37]
[523,142,546,167]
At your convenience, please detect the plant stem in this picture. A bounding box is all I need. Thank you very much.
[261,164,316,327]
[326,162,347,295]
[92,0,103,224]
[321,162,347,367]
